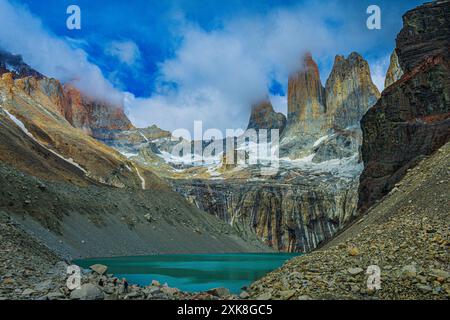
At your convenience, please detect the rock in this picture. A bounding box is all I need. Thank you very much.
[279,289,296,300]
[348,247,360,256]
[429,269,449,280]
[247,99,286,134]
[22,288,35,296]
[151,280,161,287]
[297,295,312,300]
[348,267,364,275]
[358,0,450,213]
[89,264,108,275]
[70,283,104,300]
[239,291,250,299]
[161,286,179,296]
[256,292,272,300]
[34,279,54,292]
[401,264,417,278]
[384,51,403,88]
[207,287,230,298]
[325,52,380,130]
[416,284,432,293]
[45,291,65,300]
[396,1,450,73]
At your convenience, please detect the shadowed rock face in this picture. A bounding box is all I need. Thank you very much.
[247,100,286,134]
[396,1,450,73]
[385,51,404,88]
[359,1,450,213]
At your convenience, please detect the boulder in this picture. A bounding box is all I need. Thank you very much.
[70,283,104,300]
[89,264,108,275]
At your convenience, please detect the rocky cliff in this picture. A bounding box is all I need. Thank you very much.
[282,53,327,155]
[359,1,450,213]
[281,52,379,158]
[0,50,133,140]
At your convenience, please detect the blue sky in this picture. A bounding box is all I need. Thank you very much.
[1,0,424,132]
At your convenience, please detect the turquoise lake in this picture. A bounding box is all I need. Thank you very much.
[74,253,299,294]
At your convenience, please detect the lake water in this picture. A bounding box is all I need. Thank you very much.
[74,253,299,294]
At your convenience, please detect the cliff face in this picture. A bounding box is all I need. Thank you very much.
[247,99,286,133]
[325,52,380,130]
[359,1,450,213]
[385,51,404,88]
[174,169,360,253]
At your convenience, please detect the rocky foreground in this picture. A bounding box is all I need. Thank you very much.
[247,142,450,300]
[0,212,240,300]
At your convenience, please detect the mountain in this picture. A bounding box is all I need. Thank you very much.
[384,51,403,88]
[248,140,450,300]
[247,99,286,133]
[280,52,379,159]
[167,51,380,253]
[325,52,380,130]
[358,0,450,212]
[0,51,269,259]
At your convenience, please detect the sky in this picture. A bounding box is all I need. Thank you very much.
[0,0,424,133]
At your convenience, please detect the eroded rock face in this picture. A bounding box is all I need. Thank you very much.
[174,169,361,253]
[247,99,286,134]
[385,51,403,88]
[359,1,450,213]
[325,52,380,130]
[396,1,450,73]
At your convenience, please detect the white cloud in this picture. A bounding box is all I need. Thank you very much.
[0,0,123,105]
[125,4,384,133]
[105,40,141,66]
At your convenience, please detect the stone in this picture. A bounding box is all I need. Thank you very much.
[348,267,364,275]
[70,283,104,300]
[207,287,230,298]
[89,264,108,275]
[297,295,312,300]
[151,280,161,287]
[401,264,417,278]
[161,286,179,296]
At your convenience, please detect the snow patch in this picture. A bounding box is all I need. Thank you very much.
[2,107,87,174]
